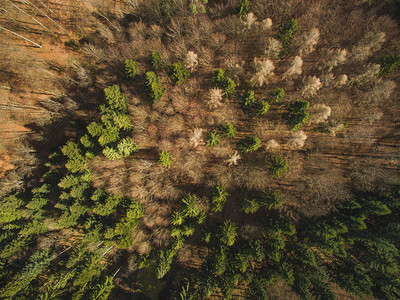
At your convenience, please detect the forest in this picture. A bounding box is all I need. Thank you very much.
[1,0,400,299]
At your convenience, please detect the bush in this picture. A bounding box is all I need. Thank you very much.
[205,131,221,147]
[220,123,237,138]
[159,151,172,168]
[283,100,310,130]
[238,136,261,153]
[379,54,400,76]
[145,71,165,103]
[237,0,250,18]
[212,69,236,97]
[169,62,190,84]
[275,19,298,58]
[124,59,137,79]
[150,51,162,70]
[269,88,285,104]
[268,155,288,178]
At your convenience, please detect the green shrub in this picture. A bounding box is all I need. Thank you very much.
[283,100,310,130]
[275,19,298,58]
[237,0,250,18]
[220,123,237,138]
[124,59,137,79]
[150,51,162,70]
[145,71,165,103]
[158,151,172,168]
[268,155,288,178]
[212,69,236,97]
[379,54,400,76]
[269,88,285,104]
[238,136,261,153]
[205,131,221,147]
[169,62,190,84]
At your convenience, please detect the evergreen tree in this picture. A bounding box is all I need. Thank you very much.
[124,59,137,79]
[211,185,229,212]
[239,136,261,153]
[169,62,190,84]
[219,219,238,247]
[145,71,165,103]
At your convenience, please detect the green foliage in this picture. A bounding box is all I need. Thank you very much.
[205,131,221,147]
[379,54,400,76]
[171,211,185,226]
[268,155,288,178]
[117,138,139,157]
[80,134,94,148]
[102,147,122,160]
[219,123,236,138]
[103,138,138,160]
[212,69,236,97]
[283,100,310,130]
[238,136,261,153]
[190,0,207,15]
[219,219,238,247]
[157,250,174,279]
[87,122,103,137]
[237,0,250,18]
[98,125,120,146]
[169,62,190,84]
[269,88,285,104]
[240,91,269,116]
[181,194,201,218]
[150,51,162,70]
[159,151,172,168]
[241,197,261,214]
[145,71,165,103]
[112,113,132,130]
[124,59,137,79]
[88,276,114,300]
[104,85,129,113]
[0,194,24,224]
[275,19,298,58]
[211,185,229,212]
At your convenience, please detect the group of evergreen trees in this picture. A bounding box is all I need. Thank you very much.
[172,186,400,300]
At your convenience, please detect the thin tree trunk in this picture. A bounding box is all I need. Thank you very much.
[35,0,55,15]
[0,24,42,47]
[8,1,53,33]
[21,0,69,35]
[1,8,31,31]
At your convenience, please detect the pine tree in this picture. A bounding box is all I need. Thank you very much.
[219,219,238,247]
[205,131,221,147]
[145,71,165,103]
[211,185,229,212]
[158,151,172,168]
[124,59,137,79]
[169,62,190,84]
[104,85,128,113]
[238,136,261,153]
